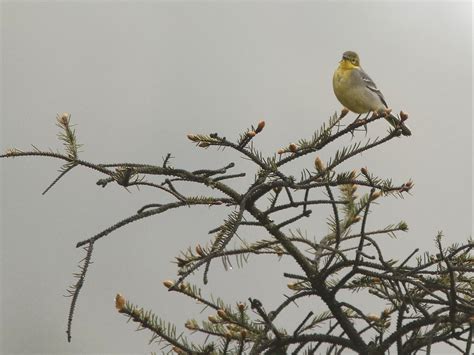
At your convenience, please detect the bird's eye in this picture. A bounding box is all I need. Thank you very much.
[351,59,357,65]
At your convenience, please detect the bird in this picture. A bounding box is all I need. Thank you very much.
[333,51,411,136]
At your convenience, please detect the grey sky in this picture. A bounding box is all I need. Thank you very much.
[1,1,472,354]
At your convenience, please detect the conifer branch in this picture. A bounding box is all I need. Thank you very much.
[3,112,472,354]
[65,241,94,343]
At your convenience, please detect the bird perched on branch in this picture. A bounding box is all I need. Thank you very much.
[333,51,411,136]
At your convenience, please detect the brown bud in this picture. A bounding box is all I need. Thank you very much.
[187,134,198,141]
[115,293,126,311]
[224,331,233,340]
[163,280,175,289]
[240,329,247,339]
[277,148,285,155]
[371,191,382,200]
[367,313,380,322]
[382,308,391,317]
[237,302,246,312]
[198,142,210,148]
[400,111,409,122]
[289,143,298,152]
[255,120,265,133]
[360,167,368,176]
[384,108,392,117]
[246,130,257,138]
[405,180,413,188]
[314,156,325,173]
[195,244,205,257]
[5,148,19,155]
[185,320,198,330]
[287,282,299,290]
[339,108,350,119]
[372,277,381,284]
[217,308,228,320]
[352,216,362,223]
[57,112,70,125]
[208,315,219,323]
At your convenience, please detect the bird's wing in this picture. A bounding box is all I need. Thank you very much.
[357,67,388,108]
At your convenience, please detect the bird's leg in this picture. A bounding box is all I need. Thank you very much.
[349,114,362,138]
[362,112,371,136]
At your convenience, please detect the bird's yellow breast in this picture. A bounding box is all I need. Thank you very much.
[333,64,352,93]
[333,63,373,114]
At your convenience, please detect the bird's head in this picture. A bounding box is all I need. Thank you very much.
[339,51,360,69]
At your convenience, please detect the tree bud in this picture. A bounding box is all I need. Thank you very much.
[185,320,198,330]
[287,282,300,290]
[58,112,70,125]
[314,156,325,173]
[208,315,219,323]
[371,191,382,200]
[367,313,380,321]
[115,293,126,311]
[400,111,409,122]
[217,308,228,320]
[163,280,174,289]
[255,120,265,133]
[339,108,349,119]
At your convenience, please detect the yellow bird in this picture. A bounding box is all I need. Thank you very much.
[333,51,411,136]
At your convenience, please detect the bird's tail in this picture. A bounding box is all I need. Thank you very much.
[384,113,412,136]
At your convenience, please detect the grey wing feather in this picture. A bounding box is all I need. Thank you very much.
[358,68,388,108]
